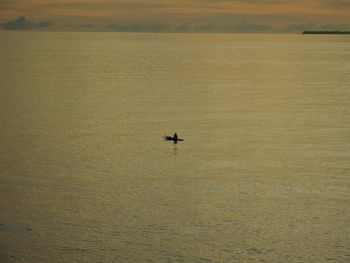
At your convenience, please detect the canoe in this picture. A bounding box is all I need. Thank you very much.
[163,136,184,142]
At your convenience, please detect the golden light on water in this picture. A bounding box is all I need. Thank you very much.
[0,31,349,262]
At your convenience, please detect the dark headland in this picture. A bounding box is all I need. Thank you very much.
[303,31,350,35]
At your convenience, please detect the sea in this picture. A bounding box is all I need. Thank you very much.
[0,31,349,262]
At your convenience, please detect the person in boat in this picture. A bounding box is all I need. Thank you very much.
[173,133,178,140]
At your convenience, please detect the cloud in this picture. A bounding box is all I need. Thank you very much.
[194,23,218,32]
[192,22,273,32]
[318,24,350,31]
[321,0,350,9]
[2,16,53,30]
[80,23,95,28]
[284,23,317,32]
[284,23,350,32]
[0,1,349,32]
[231,22,273,32]
[104,21,275,33]
[106,22,169,32]
[175,24,190,32]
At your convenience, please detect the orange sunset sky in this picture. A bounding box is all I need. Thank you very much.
[1,0,349,32]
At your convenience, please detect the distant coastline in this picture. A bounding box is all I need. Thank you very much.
[303,31,350,35]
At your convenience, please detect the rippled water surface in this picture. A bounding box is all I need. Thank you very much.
[0,32,349,262]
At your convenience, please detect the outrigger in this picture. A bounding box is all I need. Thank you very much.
[163,133,184,143]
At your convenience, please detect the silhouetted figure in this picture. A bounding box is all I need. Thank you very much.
[162,133,183,143]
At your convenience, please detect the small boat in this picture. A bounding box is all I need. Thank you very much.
[163,135,184,143]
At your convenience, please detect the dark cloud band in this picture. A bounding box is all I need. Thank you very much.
[2,16,53,30]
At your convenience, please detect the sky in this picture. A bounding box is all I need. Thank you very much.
[1,0,349,32]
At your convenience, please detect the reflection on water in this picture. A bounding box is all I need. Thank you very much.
[0,31,349,262]
[173,145,178,156]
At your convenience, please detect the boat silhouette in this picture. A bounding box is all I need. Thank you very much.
[163,135,184,143]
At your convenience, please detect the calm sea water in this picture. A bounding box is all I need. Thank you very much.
[0,31,349,262]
